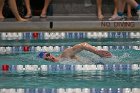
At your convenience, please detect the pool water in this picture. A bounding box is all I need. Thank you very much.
[0,48,140,65]
[0,67,140,88]
[0,48,140,88]
[0,32,140,89]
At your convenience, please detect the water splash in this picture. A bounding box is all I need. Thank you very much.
[59,50,140,65]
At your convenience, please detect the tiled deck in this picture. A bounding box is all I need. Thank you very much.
[0,16,140,32]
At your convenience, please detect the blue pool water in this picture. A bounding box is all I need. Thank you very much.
[0,70,140,88]
[0,32,140,90]
[0,47,140,88]
[0,49,140,65]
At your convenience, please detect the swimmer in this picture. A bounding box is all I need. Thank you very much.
[38,42,112,62]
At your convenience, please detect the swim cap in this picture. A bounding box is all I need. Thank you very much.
[38,52,48,59]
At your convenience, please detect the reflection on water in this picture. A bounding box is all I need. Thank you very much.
[0,70,140,88]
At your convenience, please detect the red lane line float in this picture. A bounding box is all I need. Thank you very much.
[33,32,38,39]
[23,46,29,52]
[2,64,9,71]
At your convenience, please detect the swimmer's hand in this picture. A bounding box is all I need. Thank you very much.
[96,50,112,58]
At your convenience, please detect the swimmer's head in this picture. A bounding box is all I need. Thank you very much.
[38,52,58,62]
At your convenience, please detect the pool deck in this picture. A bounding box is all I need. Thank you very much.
[0,16,140,32]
